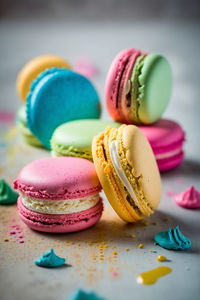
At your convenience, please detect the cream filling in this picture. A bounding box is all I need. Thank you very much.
[155,148,182,160]
[109,140,139,207]
[21,193,100,214]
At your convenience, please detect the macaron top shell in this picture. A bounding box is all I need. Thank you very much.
[137,54,172,124]
[13,157,101,200]
[51,119,121,156]
[16,55,71,102]
[139,119,185,154]
[121,125,161,210]
[27,68,100,149]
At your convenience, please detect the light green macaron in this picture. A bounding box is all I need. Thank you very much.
[17,106,43,147]
[131,53,173,124]
[50,119,121,161]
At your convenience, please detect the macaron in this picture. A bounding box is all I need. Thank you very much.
[16,105,43,147]
[13,157,103,233]
[92,125,161,222]
[105,48,172,124]
[26,68,100,149]
[139,119,185,172]
[16,54,71,102]
[51,119,121,160]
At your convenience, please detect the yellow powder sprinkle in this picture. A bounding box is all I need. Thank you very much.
[4,238,9,242]
[131,234,135,238]
[112,251,117,256]
[157,255,167,262]
[125,248,130,251]
[138,244,143,249]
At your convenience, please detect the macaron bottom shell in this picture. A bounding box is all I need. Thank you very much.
[17,196,103,233]
[157,151,184,172]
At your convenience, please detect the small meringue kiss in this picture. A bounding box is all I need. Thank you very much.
[174,185,200,209]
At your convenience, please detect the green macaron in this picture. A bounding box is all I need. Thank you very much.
[50,119,121,161]
[131,53,173,124]
[17,106,43,147]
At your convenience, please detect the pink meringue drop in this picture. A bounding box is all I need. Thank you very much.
[174,186,200,209]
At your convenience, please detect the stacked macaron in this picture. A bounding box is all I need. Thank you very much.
[105,48,185,171]
[16,55,101,149]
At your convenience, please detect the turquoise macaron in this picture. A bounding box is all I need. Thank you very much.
[50,119,121,161]
[26,68,100,149]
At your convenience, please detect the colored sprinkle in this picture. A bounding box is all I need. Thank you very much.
[112,251,117,256]
[4,238,9,242]
[138,244,143,249]
[9,231,16,235]
[125,248,130,251]
[157,255,167,262]
[130,234,135,238]
[136,266,172,285]
[19,240,24,243]
[18,235,23,238]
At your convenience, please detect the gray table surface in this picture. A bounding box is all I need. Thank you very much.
[0,20,200,300]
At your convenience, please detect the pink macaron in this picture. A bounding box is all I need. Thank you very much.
[13,157,103,233]
[139,119,185,172]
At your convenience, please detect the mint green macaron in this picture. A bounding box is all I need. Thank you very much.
[17,106,43,147]
[131,53,173,124]
[50,119,121,161]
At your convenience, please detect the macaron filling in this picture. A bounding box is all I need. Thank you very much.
[130,55,146,123]
[109,140,139,206]
[155,148,183,160]
[20,192,100,214]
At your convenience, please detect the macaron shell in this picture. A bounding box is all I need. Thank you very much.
[139,119,185,155]
[119,50,141,123]
[18,196,103,233]
[51,119,121,160]
[157,151,184,172]
[16,55,71,102]
[122,125,161,210]
[27,69,100,149]
[105,49,141,121]
[138,54,172,124]
[92,134,137,222]
[14,157,101,200]
[17,106,43,148]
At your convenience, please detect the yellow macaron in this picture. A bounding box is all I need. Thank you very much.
[92,124,161,222]
[16,55,71,102]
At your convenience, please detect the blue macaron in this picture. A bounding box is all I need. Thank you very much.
[26,68,100,149]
